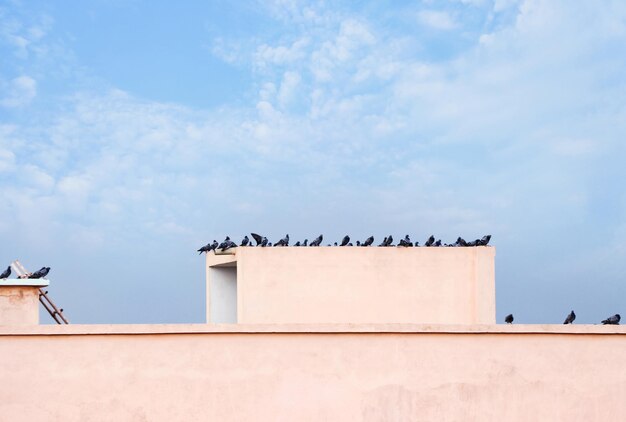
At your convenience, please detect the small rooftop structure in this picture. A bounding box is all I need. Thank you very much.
[206,246,495,325]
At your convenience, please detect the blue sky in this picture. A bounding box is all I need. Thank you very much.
[1,0,625,324]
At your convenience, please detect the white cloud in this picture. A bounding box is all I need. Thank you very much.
[0,75,37,108]
[418,10,457,30]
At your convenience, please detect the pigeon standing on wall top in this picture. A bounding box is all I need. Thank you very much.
[29,267,51,279]
[303,239,308,246]
[479,235,492,246]
[563,310,576,324]
[384,235,394,246]
[217,237,231,251]
[424,235,435,247]
[601,314,621,325]
[294,241,301,246]
[310,235,323,246]
[0,266,10,279]
[455,237,468,247]
[251,233,263,246]
[260,237,269,247]
[340,235,350,246]
[274,234,289,247]
[197,240,218,254]
[398,235,412,247]
[378,237,388,247]
[356,241,361,246]
[363,236,374,246]
[240,236,250,247]
[434,239,442,247]
[505,314,514,324]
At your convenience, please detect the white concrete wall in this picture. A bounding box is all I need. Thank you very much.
[208,267,237,323]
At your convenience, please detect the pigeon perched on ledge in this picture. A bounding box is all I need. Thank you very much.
[601,314,620,325]
[563,310,576,324]
[0,266,10,279]
[251,233,263,246]
[362,236,374,246]
[260,237,269,247]
[398,235,412,247]
[424,235,435,247]
[29,267,50,279]
[218,237,237,251]
[479,235,492,246]
[340,235,350,247]
[240,236,250,246]
[310,235,323,247]
[505,314,514,324]
[198,240,218,254]
[274,234,289,247]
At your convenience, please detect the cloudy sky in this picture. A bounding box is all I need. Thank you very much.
[1,0,625,324]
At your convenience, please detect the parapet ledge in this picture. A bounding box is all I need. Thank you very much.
[1,323,626,336]
[0,279,49,287]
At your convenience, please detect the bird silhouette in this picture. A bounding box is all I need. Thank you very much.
[217,237,231,250]
[294,241,301,246]
[340,235,350,246]
[240,236,250,246]
[274,234,289,247]
[303,239,308,246]
[310,235,323,246]
[505,314,514,324]
[398,235,412,247]
[434,239,442,247]
[455,237,468,247]
[378,237,388,247]
[424,235,435,247]
[260,237,269,247]
[348,242,353,246]
[479,235,492,246]
[0,266,10,279]
[333,242,338,246]
[29,267,50,279]
[363,236,374,246]
[356,241,361,246]
[384,235,394,246]
[197,240,218,255]
[563,310,576,324]
[251,233,263,246]
[601,314,621,325]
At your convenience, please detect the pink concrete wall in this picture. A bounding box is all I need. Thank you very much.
[0,286,40,325]
[0,324,625,421]
[213,247,495,324]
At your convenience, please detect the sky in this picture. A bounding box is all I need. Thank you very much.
[1,0,625,324]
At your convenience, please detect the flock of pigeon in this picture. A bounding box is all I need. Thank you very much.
[504,311,621,325]
[197,233,492,254]
[0,265,51,280]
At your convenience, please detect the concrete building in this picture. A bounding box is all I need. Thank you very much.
[1,246,626,421]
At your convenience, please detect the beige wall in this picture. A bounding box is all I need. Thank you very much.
[0,285,41,325]
[208,247,495,324]
[0,324,625,421]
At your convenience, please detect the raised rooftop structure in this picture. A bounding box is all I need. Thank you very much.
[206,246,496,324]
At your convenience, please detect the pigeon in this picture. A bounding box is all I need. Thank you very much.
[348,243,353,246]
[268,242,273,247]
[398,235,412,247]
[384,235,394,247]
[434,239,442,247]
[310,235,323,247]
[601,314,621,325]
[505,314,514,324]
[217,236,231,251]
[455,237,468,247]
[363,236,374,247]
[303,239,308,246]
[197,240,218,254]
[274,234,289,247]
[251,233,264,246]
[356,241,361,246]
[340,235,350,246]
[0,266,10,279]
[378,237,388,247]
[479,235,492,246]
[29,267,51,279]
[294,241,301,247]
[466,239,479,247]
[333,242,338,246]
[260,237,269,247]
[240,236,250,247]
[563,310,576,324]
[424,235,435,247]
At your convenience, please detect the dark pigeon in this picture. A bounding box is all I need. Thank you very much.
[363,236,374,247]
[505,314,514,324]
[197,240,218,255]
[294,241,301,247]
[303,239,308,246]
[601,314,621,325]
[384,235,394,247]
[398,235,412,247]
[378,237,387,247]
[340,235,350,247]
[0,266,10,279]
[356,241,361,246]
[333,242,338,246]
[434,239,442,247]
[240,236,250,246]
[479,235,492,246]
[217,236,231,251]
[455,237,468,247]
[348,243,353,246]
[274,234,289,247]
[260,237,269,247]
[251,233,263,246]
[310,235,323,247]
[563,310,576,324]
[29,267,51,279]
[424,235,435,247]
